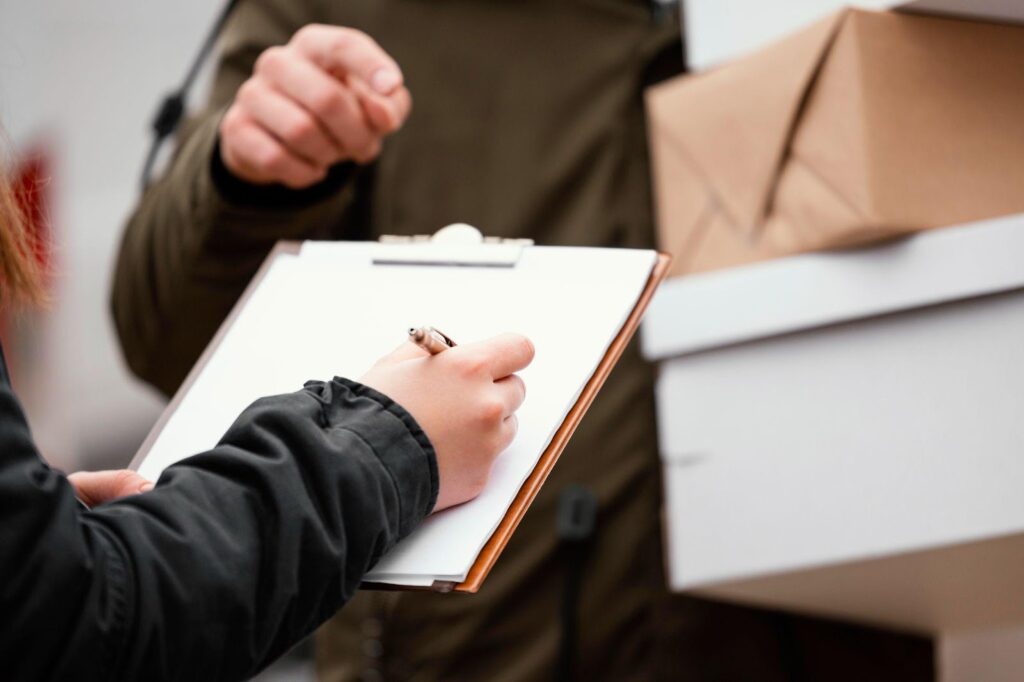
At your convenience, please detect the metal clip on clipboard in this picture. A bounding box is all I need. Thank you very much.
[373,222,531,593]
[373,223,533,267]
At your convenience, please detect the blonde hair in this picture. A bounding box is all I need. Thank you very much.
[0,146,46,306]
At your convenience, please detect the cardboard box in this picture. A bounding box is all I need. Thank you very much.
[641,213,1024,633]
[647,9,1024,277]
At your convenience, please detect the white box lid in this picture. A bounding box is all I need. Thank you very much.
[684,0,1024,72]
[642,214,1024,361]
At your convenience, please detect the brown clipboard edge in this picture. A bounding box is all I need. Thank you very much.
[129,241,303,472]
[450,252,672,593]
[129,244,671,596]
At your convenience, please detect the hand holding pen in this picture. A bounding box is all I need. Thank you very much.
[408,326,456,354]
[360,328,534,511]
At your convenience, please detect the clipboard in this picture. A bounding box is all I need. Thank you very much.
[131,226,670,593]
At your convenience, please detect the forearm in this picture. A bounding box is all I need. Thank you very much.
[105,378,435,680]
[1,378,436,681]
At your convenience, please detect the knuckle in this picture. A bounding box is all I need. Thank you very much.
[283,116,317,146]
[279,163,322,189]
[466,469,490,496]
[478,398,505,425]
[497,430,514,455]
[310,88,344,117]
[346,129,375,156]
[471,477,488,497]
[256,145,286,173]
[458,354,489,377]
[398,88,413,119]
[235,79,260,106]
[487,430,507,457]
[310,166,329,183]
[255,46,286,74]
[515,336,536,362]
[292,24,320,46]
[328,27,363,54]
[511,375,526,400]
[362,138,383,160]
[308,166,329,186]
[281,173,314,189]
[219,108,243,137]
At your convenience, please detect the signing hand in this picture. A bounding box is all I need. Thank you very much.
[361,333,535,512]
[220,24,412,188]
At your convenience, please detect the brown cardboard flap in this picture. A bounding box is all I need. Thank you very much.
[647,9,1024,277]
[648,10,846,236]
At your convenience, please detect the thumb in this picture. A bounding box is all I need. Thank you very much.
[69,469,153,507]
[348,77,411,134]
[295,25,403,95]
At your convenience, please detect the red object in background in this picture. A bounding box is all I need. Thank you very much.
[1,146,54,345]
[12,147,53,271]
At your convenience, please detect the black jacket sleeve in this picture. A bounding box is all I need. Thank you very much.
[0,368,438,681]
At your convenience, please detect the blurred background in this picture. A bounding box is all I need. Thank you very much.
[0,0,222,470]
[1,1,1022,680]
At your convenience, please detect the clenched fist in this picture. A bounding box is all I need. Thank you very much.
[219,24,412,188]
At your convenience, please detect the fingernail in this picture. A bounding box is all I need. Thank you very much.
[370,68,400,94]
[139,482,154,493]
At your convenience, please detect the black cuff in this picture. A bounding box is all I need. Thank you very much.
[210,137,357,209]
[305,377,440,532]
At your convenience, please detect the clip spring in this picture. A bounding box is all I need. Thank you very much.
[374,224,533,267]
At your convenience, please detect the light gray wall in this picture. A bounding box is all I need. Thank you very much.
[0,1,222,468]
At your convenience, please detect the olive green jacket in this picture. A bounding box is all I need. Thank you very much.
[112,1,933,680]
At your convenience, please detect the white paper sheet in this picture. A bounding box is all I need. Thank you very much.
[138,243,657,585]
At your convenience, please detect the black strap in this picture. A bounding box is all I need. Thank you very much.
[556,484,599,682]
[140,0,243,189]
[650,0,680,24]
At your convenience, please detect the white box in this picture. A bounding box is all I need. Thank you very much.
[643,214,1024,633]
[683,0,1024,71]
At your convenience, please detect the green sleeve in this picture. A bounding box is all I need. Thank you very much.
[111,0,361,396]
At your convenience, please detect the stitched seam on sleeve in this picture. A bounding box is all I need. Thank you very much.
[330,378,438,515]
[381,401,438,515]
[334,424,404,528]
[298,385,331,430]
[88,522,136,679]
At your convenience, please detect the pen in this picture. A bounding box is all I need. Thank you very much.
[409,326,457,355]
